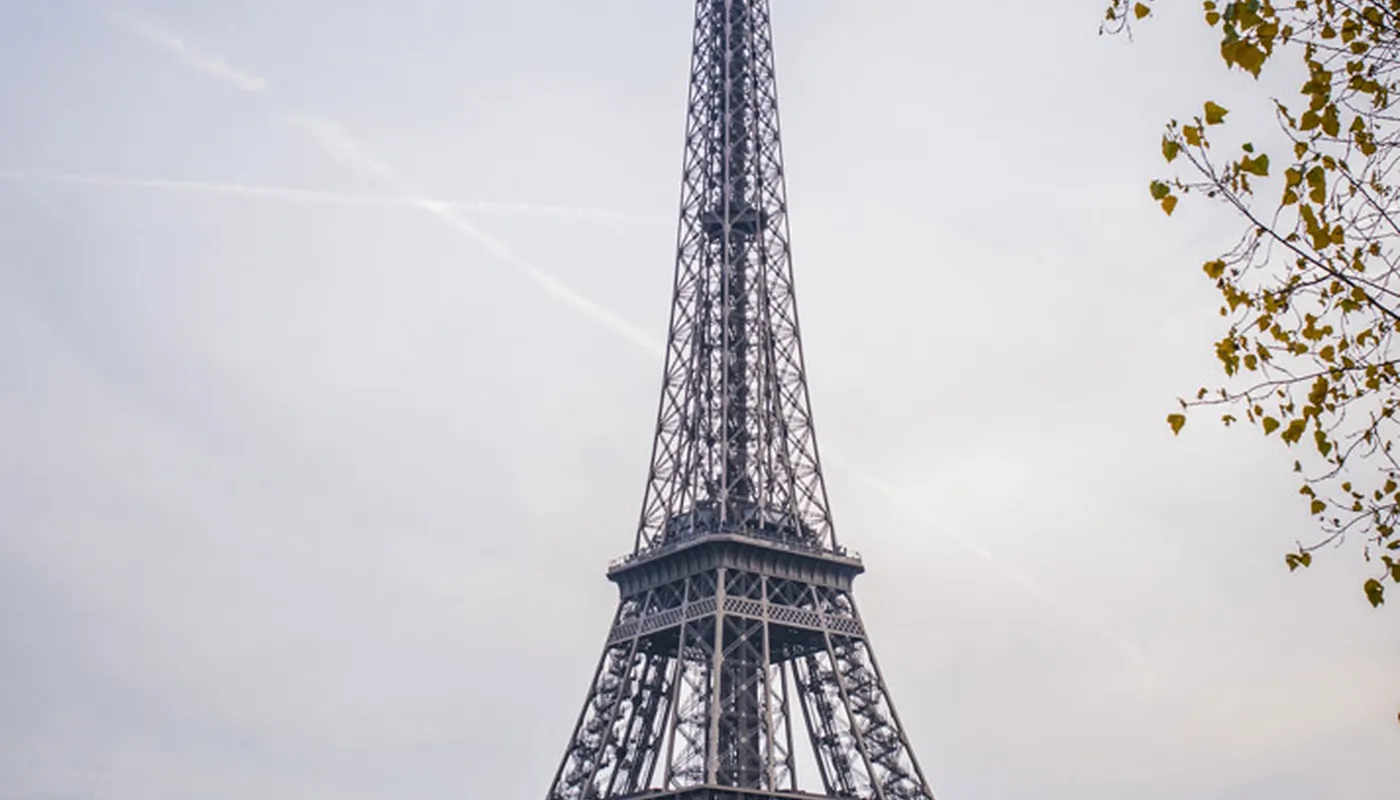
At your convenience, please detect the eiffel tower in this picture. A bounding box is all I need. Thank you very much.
[544,2,937,799]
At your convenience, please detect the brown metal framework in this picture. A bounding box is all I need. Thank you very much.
[544,2,937,799]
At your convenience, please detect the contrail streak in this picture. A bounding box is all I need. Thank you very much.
[0,170,667,225]
[830,459,1156,686]
[109,11,662,352]
[414,197,665,354]
[278,115,665,353]
[114,11,1155,687]
[114,12,268,93]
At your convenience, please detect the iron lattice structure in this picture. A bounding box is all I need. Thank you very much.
[545,2,937,800]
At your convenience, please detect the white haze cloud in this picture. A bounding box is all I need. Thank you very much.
[0,3,1394,799]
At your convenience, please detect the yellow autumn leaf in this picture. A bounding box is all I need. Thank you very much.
[1281,418,1308,444]
[1162,136,1181,162]
[1240,154,1270,176]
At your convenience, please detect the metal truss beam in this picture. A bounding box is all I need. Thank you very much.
[544,2,939,799]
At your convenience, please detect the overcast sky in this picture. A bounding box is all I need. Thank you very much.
[0,1,1395,798]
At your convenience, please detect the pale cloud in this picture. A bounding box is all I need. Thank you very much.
[2,2,1395,799]
[112,11,1122,663]
[113,15,666,355]
[832,459,1157,688]
[0,152,1160,685]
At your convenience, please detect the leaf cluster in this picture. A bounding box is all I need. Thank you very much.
[1108,0,1400,610]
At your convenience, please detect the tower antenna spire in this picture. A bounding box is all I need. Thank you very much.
[635,0,835,558]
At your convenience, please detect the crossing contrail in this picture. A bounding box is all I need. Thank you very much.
[107,12,662,352]
[0,170,668,225]
[281,114,666,354]
[110,9,1155,687]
